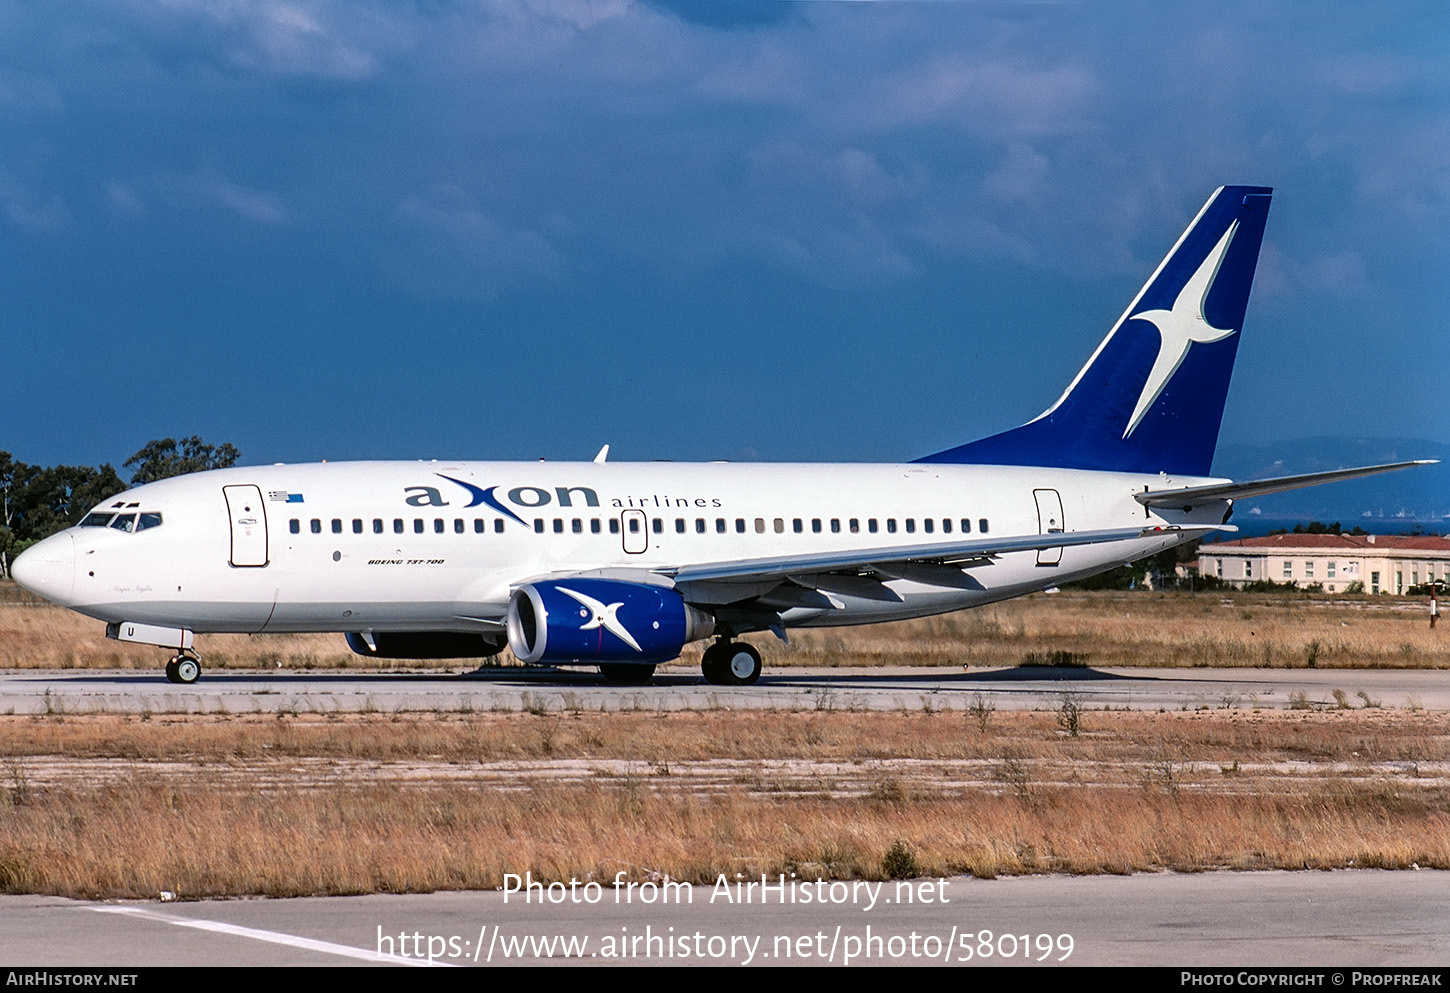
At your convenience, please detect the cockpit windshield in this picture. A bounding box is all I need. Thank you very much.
[78,511,162,532]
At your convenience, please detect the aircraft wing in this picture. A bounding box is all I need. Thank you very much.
[1134,460,1436,511]
[652,524,1224,602]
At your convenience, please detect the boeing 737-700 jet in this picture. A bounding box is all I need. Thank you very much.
[12,186,1431,685]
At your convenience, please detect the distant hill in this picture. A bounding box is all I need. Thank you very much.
[1211,437,1449,530]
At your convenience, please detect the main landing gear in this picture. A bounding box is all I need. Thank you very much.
[700,640,762,686]
[164,651,202,684]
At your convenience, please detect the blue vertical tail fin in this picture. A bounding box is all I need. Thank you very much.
[916,185,1272,476]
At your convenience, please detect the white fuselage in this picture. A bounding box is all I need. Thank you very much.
[21,459,1226,638]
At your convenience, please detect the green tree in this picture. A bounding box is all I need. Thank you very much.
[0,460,126,576]
[124,436,241,484]
[0,451,23,579]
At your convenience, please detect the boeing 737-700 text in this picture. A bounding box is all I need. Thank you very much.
[12,186,1431,684]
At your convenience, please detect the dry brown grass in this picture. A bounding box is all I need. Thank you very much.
[4,583,1447,671]
[751,590,1450,670]
[0,709,1446,898]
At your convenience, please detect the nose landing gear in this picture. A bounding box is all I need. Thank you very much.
[700,640,762,686]
[164,651,202,684]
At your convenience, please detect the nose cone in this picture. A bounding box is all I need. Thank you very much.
[11,532,76,605]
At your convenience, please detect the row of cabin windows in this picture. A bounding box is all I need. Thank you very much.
[291,517,510,536]
[289,516,992,538]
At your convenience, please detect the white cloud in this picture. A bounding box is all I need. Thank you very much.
[124,0,390,80]
[0,174,69,233]
[160,171,291,226]
[388,185,566,300]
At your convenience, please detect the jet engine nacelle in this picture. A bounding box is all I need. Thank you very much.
[507,578,714,664]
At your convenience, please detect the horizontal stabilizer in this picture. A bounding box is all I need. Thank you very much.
[1135,460,1437,511]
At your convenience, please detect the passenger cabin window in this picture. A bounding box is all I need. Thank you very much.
[812,519,822,533]
[311,519,322,534]
[979,518,989,533]
[886,519,897,534]
[676,519,687,534]
[850,519,859,533]
[736,519,746,534]
[553,519,564,534]
[352,519,363,534]
[572,519,583,534]
[332,519,343,534]
[715,519,726,534]
[923,519,934,534]
[455,519,465,534]
[289,519,300,534]
[374,519,384,534]
[394,519,404,534]
[831,519,841,533]
[475,519,486,533]
[592,520,602,534]
[414,519,424,534]
[435,519,446,534]
[696,518,707,534]
[652,518,663,534]
[869,519,878,533]
[495,520,505,534]
[610,519,620,534]
[535,519,545,534]
[793,518,803,534]
[961,519,971,533]
[905,519,915,534]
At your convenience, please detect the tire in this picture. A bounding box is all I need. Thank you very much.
[173,656,201,684]
[701,644,730,685]
[164,660,180,683]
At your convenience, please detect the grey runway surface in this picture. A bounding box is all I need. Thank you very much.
[3,870,1447,967]
[0,665,1445,714]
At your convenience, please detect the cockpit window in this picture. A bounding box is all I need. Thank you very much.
[136,512,163,531]
[109,514,137,532]
[80,513,114,527]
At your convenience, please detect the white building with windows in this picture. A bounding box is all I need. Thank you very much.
[1199,534,1450,593]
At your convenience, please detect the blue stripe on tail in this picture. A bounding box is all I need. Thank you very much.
[916,186,1272,477]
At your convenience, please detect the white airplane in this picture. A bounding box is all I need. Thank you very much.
[12,185,1431,685]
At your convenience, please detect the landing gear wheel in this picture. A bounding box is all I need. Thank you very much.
[166,653,201,684]
[724,643,761,685]
[599,663,656,685]
[702,642,761,686]
[701,644,729,685]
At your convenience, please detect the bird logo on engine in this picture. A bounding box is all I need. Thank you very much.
[556,586,643,652]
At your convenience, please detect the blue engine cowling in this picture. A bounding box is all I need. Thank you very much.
[507,578,714,665]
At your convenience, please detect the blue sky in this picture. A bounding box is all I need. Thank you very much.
[3,1,1447,471]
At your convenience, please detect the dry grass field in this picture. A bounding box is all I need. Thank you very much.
[0,708,1446,899]
[3,581,1445,671]
[3,582,1447,899]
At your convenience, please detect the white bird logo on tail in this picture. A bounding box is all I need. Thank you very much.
[1123,220,1240,438]
[557,586,642,652]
